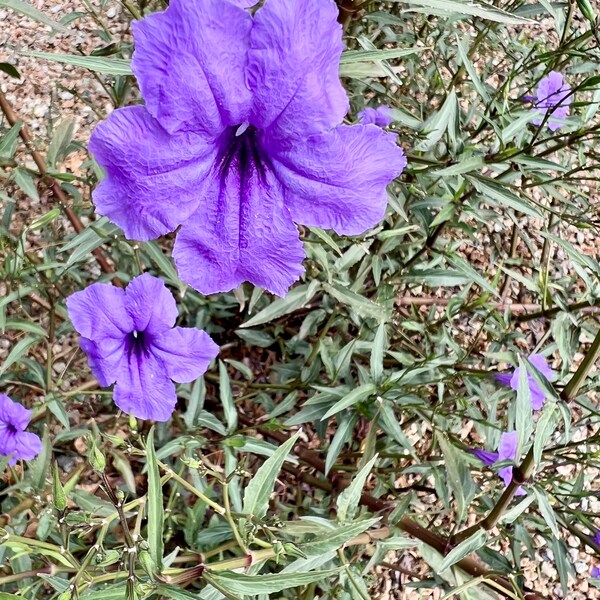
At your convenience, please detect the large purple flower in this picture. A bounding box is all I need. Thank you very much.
[0,395,42,466]
[89,0,406,297]
[67,274,219,421]
[531,71,571,131]
[496,353,555,410]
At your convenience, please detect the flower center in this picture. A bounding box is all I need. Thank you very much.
[128,330,149,359]
[219,123,268,183]
[6,423,18,435]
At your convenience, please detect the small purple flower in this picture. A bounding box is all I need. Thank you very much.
[67,274,219,422]
[0,395,42,466]
[89,0,406,297]
[472,431,525,495]
[592,566,600,578]
[358,106,394,127]
[496,353,555,411]
[531,71,571,131]
[592,531,600,546]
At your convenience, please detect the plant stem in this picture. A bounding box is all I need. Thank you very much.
[157,461,226,515]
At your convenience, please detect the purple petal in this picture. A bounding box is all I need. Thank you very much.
[89,106,217,241]
[124,273,178,336]
[0,394,31,430]
[472,448,499,467]
[227,0,258,6]
[358,106,394,127]
[509,368,521,392]
[498,431,518,462]
[532,71,571,131]
[270,124,406,235]
[11,431,43,463]
[536,72,570,107]
[529,382,546,411]
[174,151,305,296]
[529,353,555,380]
[592,567,600,578]
[495,372,513,387]
[247,0,348,138]
[131,0,253,136]
[498,465,514,487]
[113,350,177,422]
[79,337,126,387]
[151,328,219,383]
[592,531,600,545]
[67,283,133,341]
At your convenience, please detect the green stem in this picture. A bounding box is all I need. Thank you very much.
[561,328,600,401]
[157,461,226,515]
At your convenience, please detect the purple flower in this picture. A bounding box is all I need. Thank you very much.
[358,106,394,127]
[592,566,600,578]
[88,0,406,297]
[531,71,571,132]
[496,353,555,411]
[472,431,525,495]
[67,274,219,422]
[0,395,42,466]
[592,531,600,546]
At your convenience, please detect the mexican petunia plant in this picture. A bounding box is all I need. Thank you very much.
[89,0,406,296]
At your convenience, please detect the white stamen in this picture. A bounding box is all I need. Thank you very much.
[236,122,250,137]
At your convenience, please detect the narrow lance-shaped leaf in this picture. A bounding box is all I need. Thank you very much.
[242,431,300,521]
[146,427,164,572]
[336,454,378,524]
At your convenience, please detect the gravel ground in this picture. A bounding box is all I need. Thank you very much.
[1,2,600,600]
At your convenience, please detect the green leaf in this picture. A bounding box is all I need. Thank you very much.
[0,335,40,375]
[370,322,387,384]
[533,402,559,465]
[325,413,358,475]
[404,269,471,287]
[0,0,69,31]
[13,168,40,202]
[416,89,458,151]
[336,454,378,524]
[0,62,20,79]
[219,360,237,433]
[205,569,340,595]
[499,494,535,524]
[146,427,164,572]
[320,383,376,421]
[436,433,468,523]
[301,517,380,556]
[437,530,487,572]
[0,121,21,158]
[340,47,428,63]
[22,51,132,75]
[242,431,300,520]
[515,356,533,456]
[392,0,532,23]
[47,119,75,168]
[533,487,560,539]
[156,585,202,600]
[324,283,389,322]
[467,176,542,218]
[60,217,119,270]
[242,282,320,328]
